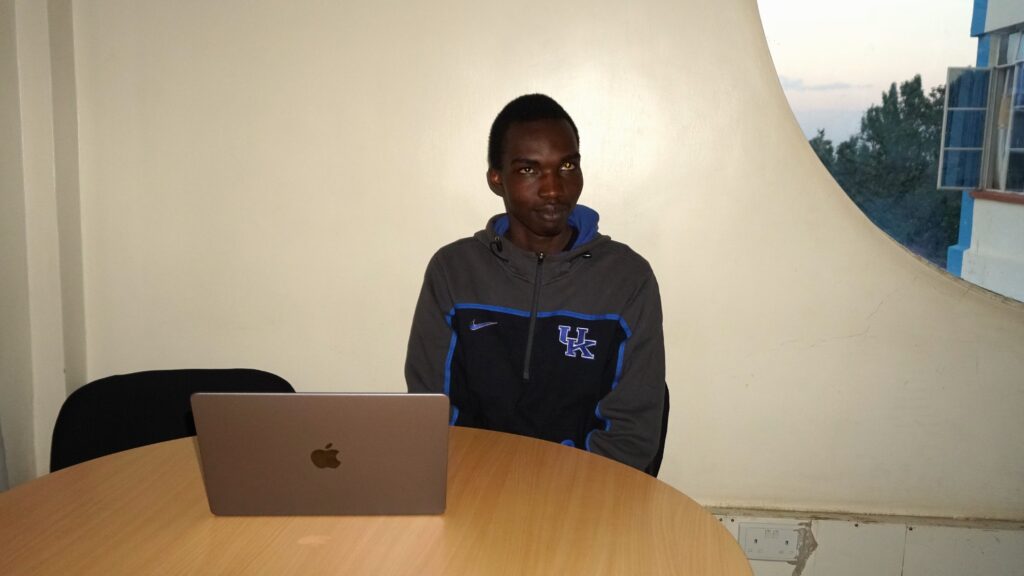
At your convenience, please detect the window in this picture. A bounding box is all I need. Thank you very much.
[992,62,1024,191]
[938,68,989,189]
[938,32,1024,192]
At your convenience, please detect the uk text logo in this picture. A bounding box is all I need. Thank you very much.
[558,325,596,360]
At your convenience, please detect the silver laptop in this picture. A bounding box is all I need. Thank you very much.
[191,392,449,516]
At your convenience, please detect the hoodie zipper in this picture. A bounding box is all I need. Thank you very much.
[522,252,545,381]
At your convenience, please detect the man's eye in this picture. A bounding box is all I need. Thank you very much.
[560,162,577,171]
[517,167,536,175]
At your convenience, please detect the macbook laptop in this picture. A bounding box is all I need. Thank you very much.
[190,392,449,516]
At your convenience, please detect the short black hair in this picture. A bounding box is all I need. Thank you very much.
[487,94,580,170]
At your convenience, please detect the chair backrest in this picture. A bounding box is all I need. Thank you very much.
[0,417,8,491]
[644,384,670,478]
[50,369,294,472]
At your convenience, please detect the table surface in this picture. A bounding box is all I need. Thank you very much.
[0,427,751,575]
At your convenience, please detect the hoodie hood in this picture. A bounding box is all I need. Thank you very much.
[476,204,608,282]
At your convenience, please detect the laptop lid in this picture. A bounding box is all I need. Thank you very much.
[191,392,449,516]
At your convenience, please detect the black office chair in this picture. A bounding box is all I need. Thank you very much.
[644,385,670,478]
[50,368,294,472]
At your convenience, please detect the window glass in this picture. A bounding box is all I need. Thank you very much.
[946,68,989,108]
[944,111,986,147]
[1008,64,1024,191]
[1008,33,1021,64]
[997,33,1010,65]
[940,150,983,189]
[1015,62,1024,106]
[941,68,989,190]
[1008,156,1024,191]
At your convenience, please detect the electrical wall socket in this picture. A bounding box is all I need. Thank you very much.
[737,522,802,562]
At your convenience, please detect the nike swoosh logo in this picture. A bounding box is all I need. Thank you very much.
[469,320,498,331]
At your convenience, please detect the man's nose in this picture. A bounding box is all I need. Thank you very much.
[538,170,564,198]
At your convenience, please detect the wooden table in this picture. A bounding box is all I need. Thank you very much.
[0,427,751,575]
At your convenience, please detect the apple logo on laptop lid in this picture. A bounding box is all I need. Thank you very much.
[310,443,341,469]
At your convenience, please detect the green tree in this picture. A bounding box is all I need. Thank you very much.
[808,129,834,172]
[811,75,960,266]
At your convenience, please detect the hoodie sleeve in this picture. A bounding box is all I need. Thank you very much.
[405,252,455,395]
[585,271,667,471]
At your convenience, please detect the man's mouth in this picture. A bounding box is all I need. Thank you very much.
[536,205,569,221]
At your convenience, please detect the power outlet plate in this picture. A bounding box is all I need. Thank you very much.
[737,522,801,561]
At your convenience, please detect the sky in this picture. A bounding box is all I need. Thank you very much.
[757,0,979,142]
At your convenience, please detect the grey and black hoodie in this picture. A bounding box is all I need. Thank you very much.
[405,205,666,471]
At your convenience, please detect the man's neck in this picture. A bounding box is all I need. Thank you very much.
[505,228,575,255]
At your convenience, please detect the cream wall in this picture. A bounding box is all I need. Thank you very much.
[0,0,37,486]
[1,0,73,483]
[48,0,86,396]
[5,0,1023,519]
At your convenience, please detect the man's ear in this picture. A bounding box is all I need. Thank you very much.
[486,168,504,198]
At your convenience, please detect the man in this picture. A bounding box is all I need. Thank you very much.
[405,94,666,471]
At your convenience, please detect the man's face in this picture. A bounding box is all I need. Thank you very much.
[487,119,583,253]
